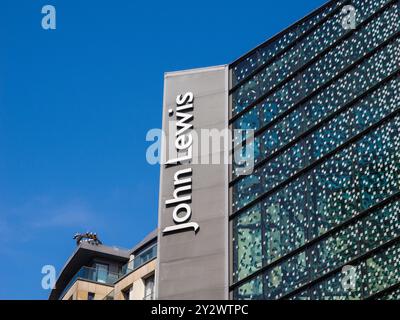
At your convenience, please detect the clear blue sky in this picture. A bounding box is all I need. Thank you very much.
[0,0,326,299]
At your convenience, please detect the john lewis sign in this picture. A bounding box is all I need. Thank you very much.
[163,92,199,235]
[157,65,229,300]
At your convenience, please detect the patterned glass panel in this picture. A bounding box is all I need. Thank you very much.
[233,204,262,282]
[233,201,400,299]
[230,0,400,301]
[231,0,344,85]
[234,275,263,300]
[233,0,400,130]
[232,118,400,283]
[232,40,400,210]
[231,0,396,116]
[233,76,400,177]
[377,288,400,300]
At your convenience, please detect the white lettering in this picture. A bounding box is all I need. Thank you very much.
[163,92,199,235]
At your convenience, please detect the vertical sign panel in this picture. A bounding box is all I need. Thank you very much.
[156,65,229,299]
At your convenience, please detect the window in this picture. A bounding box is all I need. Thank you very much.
[88,292,95,300]
[133,244,157,269]
[144,274,155,300]
[122,286,131,300]
[93,263,109,283]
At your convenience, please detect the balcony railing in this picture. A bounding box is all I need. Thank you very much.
[120,244,157,276]
[60,266,119,300]
[60,244,157,299]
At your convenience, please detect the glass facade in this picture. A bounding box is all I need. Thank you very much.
[230,0,400,300]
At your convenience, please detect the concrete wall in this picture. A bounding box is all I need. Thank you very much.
[156,65,229,300]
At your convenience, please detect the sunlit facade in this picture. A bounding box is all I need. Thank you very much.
[230,0,400,299]
[50,230,157,300]
[53,0,400,302]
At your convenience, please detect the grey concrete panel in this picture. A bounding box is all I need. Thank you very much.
[156,65,229,300]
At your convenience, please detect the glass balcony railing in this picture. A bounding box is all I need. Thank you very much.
[60,266,119,299]
[60,244,157,299]
[120,244,157,276]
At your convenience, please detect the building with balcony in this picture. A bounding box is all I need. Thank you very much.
[51,0,400,301]
[49,230,157,300]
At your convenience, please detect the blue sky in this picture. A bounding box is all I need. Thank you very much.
[0,0,326,299]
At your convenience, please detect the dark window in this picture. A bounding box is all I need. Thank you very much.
[122,286,131,300]
[93,263,109,283]
[88,292,95,300]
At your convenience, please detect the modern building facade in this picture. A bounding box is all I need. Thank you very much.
[52,0,400,301]
[157,0,400,300]
[49,230,157,300]
[229,0,400,300]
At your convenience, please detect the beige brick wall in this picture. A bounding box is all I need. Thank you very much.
[62,280,114,300]
[113,259,156,300]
